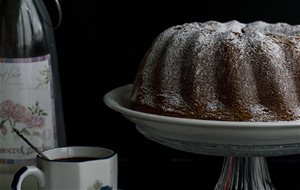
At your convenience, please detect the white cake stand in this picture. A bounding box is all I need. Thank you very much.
[104,84,300,190]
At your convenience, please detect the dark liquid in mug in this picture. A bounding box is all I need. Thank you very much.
[54,157,99,162]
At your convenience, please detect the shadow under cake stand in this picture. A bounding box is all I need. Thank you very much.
[104,84,300,190]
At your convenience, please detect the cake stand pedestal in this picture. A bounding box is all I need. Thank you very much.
[104,84,300,190]
[214,157,274,189]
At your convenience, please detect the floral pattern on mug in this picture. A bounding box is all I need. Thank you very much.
[87,179,112,190]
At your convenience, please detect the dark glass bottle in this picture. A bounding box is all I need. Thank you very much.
[0,0,65,189]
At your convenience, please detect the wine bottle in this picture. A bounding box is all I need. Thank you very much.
[0,0,66,189]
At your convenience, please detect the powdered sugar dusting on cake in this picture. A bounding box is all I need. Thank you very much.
[244,21,300,36]
[131,20,300,121]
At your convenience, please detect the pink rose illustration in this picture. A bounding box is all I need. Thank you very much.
[0,100,14,119]
[0,100,47,139]
[11,103,31,123]
[25,115,45,128]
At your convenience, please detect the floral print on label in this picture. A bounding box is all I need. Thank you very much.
[36,66,50,89]
[0,100,47,137]
[87,179,112,190]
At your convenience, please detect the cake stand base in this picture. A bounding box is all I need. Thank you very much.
[215,157,275,190]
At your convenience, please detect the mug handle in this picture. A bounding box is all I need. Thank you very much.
[11,166,45,190]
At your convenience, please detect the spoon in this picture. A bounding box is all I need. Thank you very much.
[13,128,50,161]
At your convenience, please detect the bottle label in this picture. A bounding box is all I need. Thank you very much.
[0,55,56,164]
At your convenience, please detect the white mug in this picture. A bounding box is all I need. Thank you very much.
[11,146,118,190]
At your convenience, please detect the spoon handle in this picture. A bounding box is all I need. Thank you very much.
[13,128,50,160]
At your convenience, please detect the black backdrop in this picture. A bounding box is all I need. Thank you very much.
[45,0,300,189]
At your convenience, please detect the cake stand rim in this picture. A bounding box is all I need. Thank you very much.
[103,84,300,128]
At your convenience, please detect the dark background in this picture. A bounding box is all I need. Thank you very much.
[45,0,300,189]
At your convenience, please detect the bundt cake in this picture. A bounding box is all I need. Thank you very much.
[130,20,300,121]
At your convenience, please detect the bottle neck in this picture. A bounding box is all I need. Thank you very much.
[0,0,51,58]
